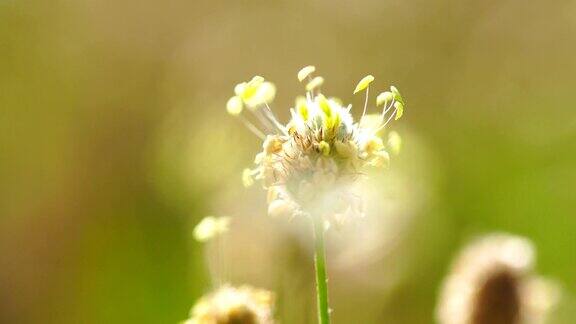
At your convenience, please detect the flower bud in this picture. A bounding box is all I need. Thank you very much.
[318,141,330,156]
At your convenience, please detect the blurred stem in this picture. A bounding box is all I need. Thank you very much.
[313,217,330,324]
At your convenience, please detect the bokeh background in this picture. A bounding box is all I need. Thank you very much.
[1,0,576,323]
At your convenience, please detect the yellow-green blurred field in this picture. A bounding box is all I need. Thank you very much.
[1,0,575,323]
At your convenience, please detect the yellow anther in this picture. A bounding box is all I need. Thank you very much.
[354,75,374,94]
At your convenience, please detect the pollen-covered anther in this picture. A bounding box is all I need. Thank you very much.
[376,91,394,106]
[298,65,316,82]
[305,76,324,92]
[393,101,404,120]
[226,96,243,115]
[354,75,375,94]
[234,76,276,109]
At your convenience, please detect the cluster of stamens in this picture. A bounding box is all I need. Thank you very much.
[227,66,405,226]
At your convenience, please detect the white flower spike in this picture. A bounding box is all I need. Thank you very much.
[436,233,559,324]
[226,67,406,226]
[226,67,406,324]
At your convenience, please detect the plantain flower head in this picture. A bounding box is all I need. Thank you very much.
[436,233,560,324]
[183,285,275,324]
[227,66,405,226]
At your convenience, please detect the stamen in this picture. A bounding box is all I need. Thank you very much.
[372,100,398,132]
[306,91,313,103]
[377,105,399,131]
[306,76,324,97]
[361,85,370,120]
[379,99,396,125]
[250,108,275,133]
[238,114,266,139]
[263,102,288,135]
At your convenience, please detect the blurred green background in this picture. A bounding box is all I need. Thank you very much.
[1,0,575,323]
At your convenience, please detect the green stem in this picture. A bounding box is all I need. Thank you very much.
[313,217,330,324]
